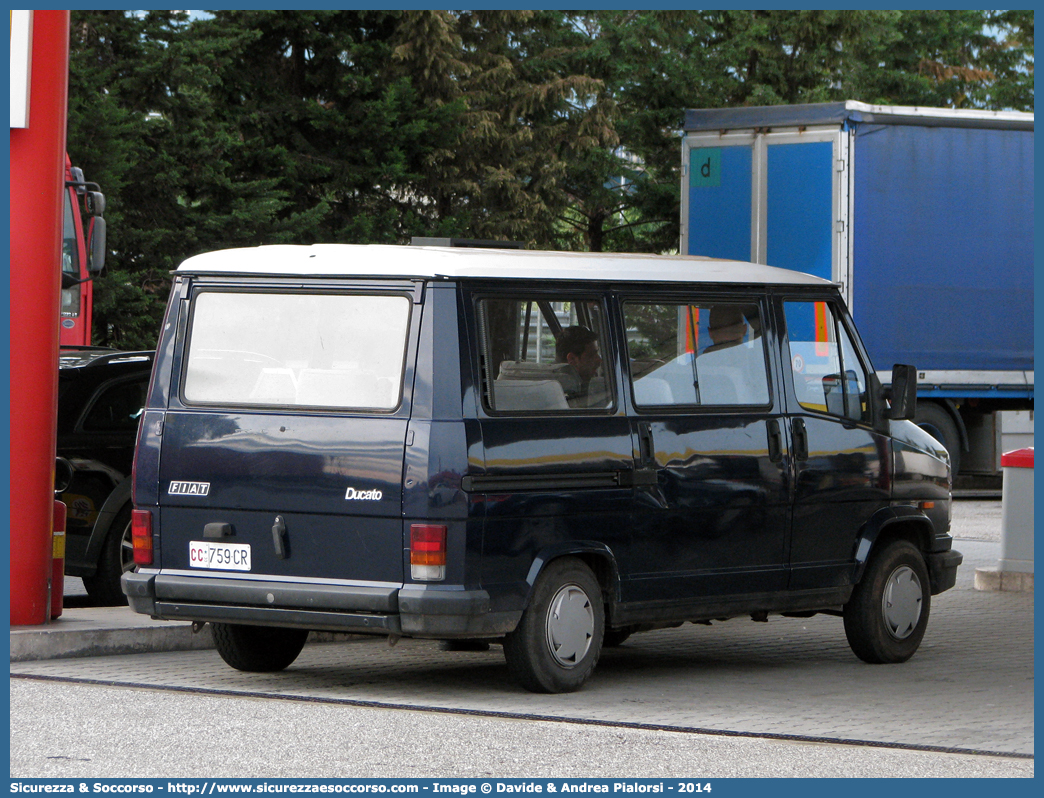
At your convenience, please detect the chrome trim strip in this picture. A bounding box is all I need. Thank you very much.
[158,568,401,590]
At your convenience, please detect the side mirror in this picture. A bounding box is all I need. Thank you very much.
[887,364,917,420]
[824,369,863,420]
[54,457,74,495]
[88,216,106,274]
[85,190,106,216]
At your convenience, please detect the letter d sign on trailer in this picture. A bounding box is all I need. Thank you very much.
[690,148,721,187]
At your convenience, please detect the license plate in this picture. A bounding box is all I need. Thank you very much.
[189,541,251,571]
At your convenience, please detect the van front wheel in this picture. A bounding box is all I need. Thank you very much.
[844,541,930,664]
[503,558,604,693]
[211,623,308,672]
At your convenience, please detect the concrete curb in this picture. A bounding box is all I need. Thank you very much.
[10,607,215,662]
[10,607,369,663]
[974,566,1035,593]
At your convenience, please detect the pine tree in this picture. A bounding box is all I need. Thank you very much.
[66,9,1032,348]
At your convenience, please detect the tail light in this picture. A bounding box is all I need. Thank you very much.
[410,524,446,581]
[132,509,153,566]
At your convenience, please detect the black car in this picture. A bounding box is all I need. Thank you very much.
[57,347,154,604]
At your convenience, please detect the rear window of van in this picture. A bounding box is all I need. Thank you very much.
[182,291,410,411]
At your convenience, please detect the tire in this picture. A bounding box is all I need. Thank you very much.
[844,540,931,664]
[914,402,961,476]
[82,506,134,606]
[211,623,309,672]
[503,558,604,693]
[602,626,633,648]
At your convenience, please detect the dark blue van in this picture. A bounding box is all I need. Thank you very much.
[123,245,961,692]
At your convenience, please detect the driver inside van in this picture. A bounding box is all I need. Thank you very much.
[698,305,768,405]
[705,305,748,352]
[556,325,602,407]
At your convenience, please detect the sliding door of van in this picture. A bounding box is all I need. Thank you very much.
[780,297,889,590]
[157,281,418,587]
[468,289,634,612]
[620,295,789,606]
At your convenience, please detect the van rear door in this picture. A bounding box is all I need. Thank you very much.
[156,281,418,587]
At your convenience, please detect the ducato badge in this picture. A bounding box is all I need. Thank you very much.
[345,487,383,501]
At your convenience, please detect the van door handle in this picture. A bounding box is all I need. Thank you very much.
[792,417,808,462]
[272,515,289,559]
[638,422,655,466]
[767,419,783,463]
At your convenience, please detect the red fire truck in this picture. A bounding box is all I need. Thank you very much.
[60,155,106,346]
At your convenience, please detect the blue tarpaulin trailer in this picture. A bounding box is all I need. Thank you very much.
[681,101,1033,476]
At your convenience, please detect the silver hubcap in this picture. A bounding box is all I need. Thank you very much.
[545,583,594,667]
[882,565,922,640]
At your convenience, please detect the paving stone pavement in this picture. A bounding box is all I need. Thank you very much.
[13,501,1033,763]
[12,576,1033,757]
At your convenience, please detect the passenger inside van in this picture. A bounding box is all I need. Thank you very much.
[555,326,603,408]
[487,297,611,412]
[698,305,768,405]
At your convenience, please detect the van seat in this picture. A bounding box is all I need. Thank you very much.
[498,360,581,398]
[249,368,298,403]
[493,379,568,411]
[698,369,741,405]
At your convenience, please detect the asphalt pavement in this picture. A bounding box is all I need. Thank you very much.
[9,500,1033,779]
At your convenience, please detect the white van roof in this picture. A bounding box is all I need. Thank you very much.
[176,244,833,286]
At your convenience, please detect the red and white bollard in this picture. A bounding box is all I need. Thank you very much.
[976,447,1034,592]
[1000,448,1034,575]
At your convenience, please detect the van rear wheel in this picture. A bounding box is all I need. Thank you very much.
[211,623,308,672]
[844,541,930,664]
[503,558,603,693]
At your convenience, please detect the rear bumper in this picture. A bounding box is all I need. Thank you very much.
[927,549,963,595]
[121,571,518,638]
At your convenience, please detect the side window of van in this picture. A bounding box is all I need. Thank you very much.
[182,291,411,411]
[784,300,870,424]
[479,297,611,412]
[622,300,770,407]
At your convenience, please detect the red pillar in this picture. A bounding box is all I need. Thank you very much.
[10,10,70,625]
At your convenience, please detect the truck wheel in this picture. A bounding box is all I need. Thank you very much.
[844,540,931,664]
[211,623,308,672]
[503,558,604,693]
[82,506,133,606]
[914,402,961,476]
